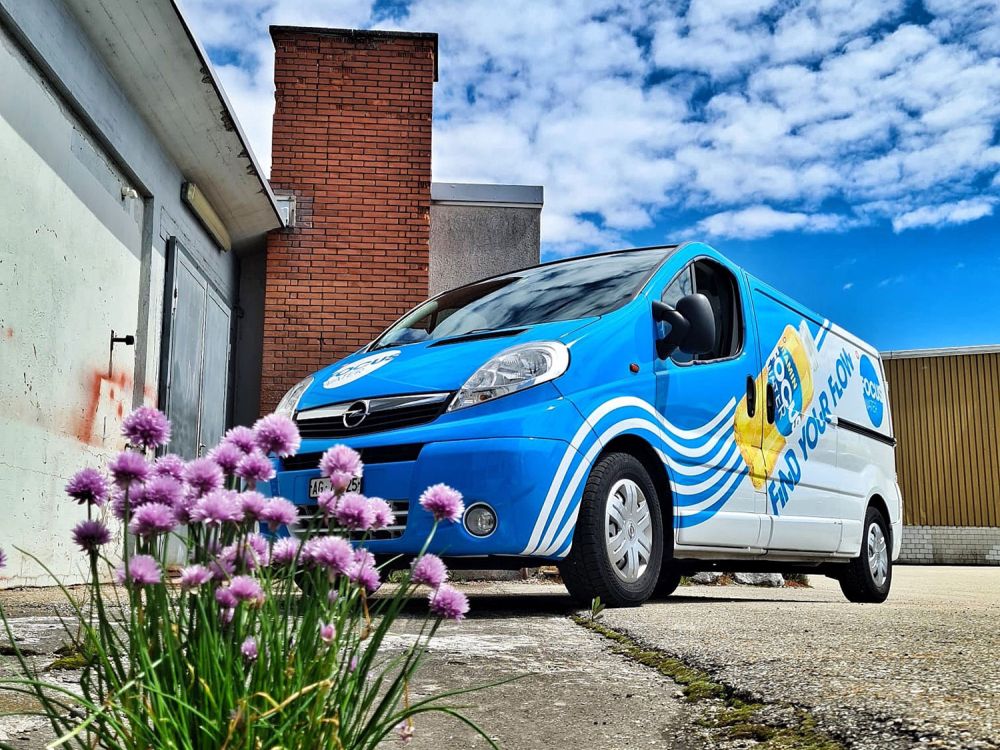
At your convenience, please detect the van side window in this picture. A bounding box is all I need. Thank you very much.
[691,260,743,361]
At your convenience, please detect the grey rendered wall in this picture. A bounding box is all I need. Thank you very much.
[0,0,240,585]
[429,204,541,295]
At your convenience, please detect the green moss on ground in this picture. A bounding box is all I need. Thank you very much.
[573,616,843,749]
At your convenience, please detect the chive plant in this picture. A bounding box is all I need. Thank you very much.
[0,407,495,749]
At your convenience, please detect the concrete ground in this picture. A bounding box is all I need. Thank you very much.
[0,566,997,749]
[600,566,1000,750]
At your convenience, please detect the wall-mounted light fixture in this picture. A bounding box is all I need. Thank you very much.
[181,182,231,252]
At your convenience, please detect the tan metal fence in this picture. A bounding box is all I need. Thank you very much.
[883,348,1000,527]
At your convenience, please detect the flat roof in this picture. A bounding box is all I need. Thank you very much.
[881,344,1000,359]
[431,182,544,207]
[60,0,283,248]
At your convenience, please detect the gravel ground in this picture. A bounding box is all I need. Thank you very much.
[601,566,1000,749]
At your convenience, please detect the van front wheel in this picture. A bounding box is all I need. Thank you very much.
[838,505,892,603]
[558,452,663,608]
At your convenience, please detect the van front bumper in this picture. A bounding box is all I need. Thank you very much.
[264,436,579,559]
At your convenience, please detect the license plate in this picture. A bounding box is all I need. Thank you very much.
[309,476,362,498]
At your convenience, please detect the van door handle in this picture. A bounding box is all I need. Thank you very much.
[745,376,756,417]
[765,382,776,424]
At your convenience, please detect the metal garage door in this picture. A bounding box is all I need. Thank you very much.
[160,237,232,459]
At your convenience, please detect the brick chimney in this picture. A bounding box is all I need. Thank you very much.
[260,27,438,413]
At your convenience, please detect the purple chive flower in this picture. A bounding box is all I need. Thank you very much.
[121,406,171,450]
[259,498,299,532]
[235,450,275,485]
[253,414,301,457]
[179,564,212,589]
[228,575,265,605]
[239,491,267,520]
[348,550,380,593]
[319,622,335,644]
[222,425,257,454]
[172,490,198,524]
[397,722,414,743]
[221,534,270,571]
[303,536,353,575]
[241,636,258,662]
[153,453,186,481]
[419,483,465,523]
[369,498,395,530]
[209,442,244,475]
[71,520,111,553]
[428,584,469,621]
[128,502,176,537]
[411,554,448,589]
[335,493,375,531]
[184,458,223,498]
[191,490,244,526]
[215,587,237,609]
[349,655,358,671]
[209,556,236,581]
[65,468,110,506]
[220,607,235,626]
[108,452,151,489]
[140,475,183,508]
[316,490,339,518]
[271,537,301,566]
[319,445,363,480]
[115,554,161,587]
[110,489,128,520]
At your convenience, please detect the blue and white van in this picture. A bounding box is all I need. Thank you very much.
[268,242,902,606]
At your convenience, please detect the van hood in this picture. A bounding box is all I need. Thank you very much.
[294,318,598,410]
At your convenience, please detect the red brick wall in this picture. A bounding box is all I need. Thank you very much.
[260,27,437,413]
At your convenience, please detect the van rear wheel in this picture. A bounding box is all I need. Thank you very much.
[558,452,663,608]
[838,505,892,603]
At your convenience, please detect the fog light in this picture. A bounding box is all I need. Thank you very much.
[464,503,497,537]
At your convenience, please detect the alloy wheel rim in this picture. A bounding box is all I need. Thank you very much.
[605,479,653,583]
[867,522,889,587]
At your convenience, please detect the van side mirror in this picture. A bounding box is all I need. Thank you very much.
[652,294,716,359]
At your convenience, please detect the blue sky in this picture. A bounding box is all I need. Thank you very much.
[182,0,999,350]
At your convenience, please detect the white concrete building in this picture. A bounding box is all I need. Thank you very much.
[0,0,282,586]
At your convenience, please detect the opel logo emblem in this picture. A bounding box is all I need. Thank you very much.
[342,401,369,429]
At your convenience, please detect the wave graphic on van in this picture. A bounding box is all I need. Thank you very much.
[522,395,747,558]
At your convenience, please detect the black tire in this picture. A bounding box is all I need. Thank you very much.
[839,505,892,603]
[652,564,683,599]
[558,452,664,608]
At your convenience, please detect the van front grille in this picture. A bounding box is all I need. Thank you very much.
[291,499,408,541]
[295,393,451,439]
[281,444,424,472]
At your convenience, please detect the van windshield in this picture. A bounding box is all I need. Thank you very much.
[372,247,674,348]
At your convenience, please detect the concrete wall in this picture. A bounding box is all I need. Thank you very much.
[0,0,236,586]
[899,525,1000,565]
[429,202,542,295]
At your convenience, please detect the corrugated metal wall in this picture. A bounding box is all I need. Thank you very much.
[884,352,1000,527]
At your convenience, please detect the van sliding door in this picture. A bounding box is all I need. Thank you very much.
[748,287,842,553]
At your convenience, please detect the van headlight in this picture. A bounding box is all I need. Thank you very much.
[448,342,569,412]
[275,376,313,418]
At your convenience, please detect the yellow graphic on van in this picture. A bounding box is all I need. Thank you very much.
[734,323,816,489]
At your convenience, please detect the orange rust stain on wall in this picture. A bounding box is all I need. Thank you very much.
[74,370,132,447]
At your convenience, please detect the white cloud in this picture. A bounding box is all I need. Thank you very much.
[179,0,1000,253]
[891,198,998,232]
[686,205,855,240]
